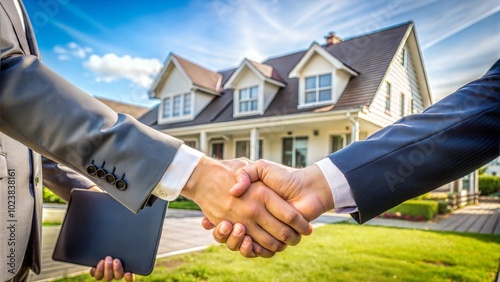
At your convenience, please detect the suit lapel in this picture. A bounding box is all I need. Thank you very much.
[18,0,39,57]
[0,0,31,55]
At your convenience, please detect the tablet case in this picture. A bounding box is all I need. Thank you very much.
[52,189,168,275]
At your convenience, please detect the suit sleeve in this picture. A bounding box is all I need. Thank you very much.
[1,38,183,214]
[329,60,500,224]
[42,157,96,202]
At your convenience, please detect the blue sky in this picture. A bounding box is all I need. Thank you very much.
[24,0,500,108]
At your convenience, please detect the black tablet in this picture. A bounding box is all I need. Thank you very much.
[52,189,168,275]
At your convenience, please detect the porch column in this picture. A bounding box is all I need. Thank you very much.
[347,113,360,143]
[199,131,207,154]
[250,128,259,161]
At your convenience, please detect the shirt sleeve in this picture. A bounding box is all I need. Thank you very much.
[315,158,358,213]
[152,144,205,201]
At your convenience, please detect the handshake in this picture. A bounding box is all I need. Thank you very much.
[181,156,335,258]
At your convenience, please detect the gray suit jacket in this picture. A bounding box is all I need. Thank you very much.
[1,0,182,277]
[329,60,500,224]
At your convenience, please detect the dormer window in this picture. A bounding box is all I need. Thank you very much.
[305,74,332,104]
[162,92,193,121]
[239,86,259,113]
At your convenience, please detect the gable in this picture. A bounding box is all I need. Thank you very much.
[158,65,191,97]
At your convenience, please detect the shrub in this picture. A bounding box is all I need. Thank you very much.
[43,187,65,204]
[437,200,451,214]
[386,200,438,220]
[479,174,500,195]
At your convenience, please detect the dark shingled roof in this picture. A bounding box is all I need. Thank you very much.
[140,22,412,129]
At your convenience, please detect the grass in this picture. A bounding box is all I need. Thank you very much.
[55,223,500,282]
[42,221,62,226]
[168,200,201,210]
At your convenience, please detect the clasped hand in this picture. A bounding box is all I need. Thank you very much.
[188,158,333,258]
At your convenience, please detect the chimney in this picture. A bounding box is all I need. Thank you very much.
[324,31,342,45]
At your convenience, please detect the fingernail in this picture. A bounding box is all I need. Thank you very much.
[106,256,112,263]
[113,259,120,265]
[220,222,230,235]
[233,224,243,236]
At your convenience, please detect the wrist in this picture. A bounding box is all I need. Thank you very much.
[304,165,335,213]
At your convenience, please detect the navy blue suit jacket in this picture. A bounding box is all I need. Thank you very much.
[329,60,500,224]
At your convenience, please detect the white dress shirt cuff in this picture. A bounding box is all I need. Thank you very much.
[315,158,357,213]
[152,144,204,201]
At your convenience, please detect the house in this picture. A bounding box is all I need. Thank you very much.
[485,157,500,176]
[140,21,478,199]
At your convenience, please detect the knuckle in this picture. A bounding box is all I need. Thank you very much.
[284,209,301,225]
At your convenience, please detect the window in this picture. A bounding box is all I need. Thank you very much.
[385,82,391,113]
[282,137,308,168]
[184,140,197,149]
[173,95,181,117]
[304,74,332,104]
[162,97,171,118]
[162,92,192,120]
[211,142,224,159]
[401,47,407,67]
[238,86,258,113]
[183,93,191,115]
[411,98,415,114]
[400,93,405,117]
[331,134,351,153]
[235,140,263,159]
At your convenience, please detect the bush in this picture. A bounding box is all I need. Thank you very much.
[43,187,65,204]
[437,200,451,214]
[479,175,500,195]
[386,200,438,220]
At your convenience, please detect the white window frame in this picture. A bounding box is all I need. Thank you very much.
[282,136,308,168]
[160,91,194,123]
[401,46,408,68]
[234,85,261,117]
[234,138,263,159]
[385,81,392,114]
[299,73,333,108]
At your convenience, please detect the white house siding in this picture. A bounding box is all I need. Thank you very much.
[334,70,351,104]
[194,90,215,117]
[263,82,280,111]
[158,66,190,97]
[369,43,424,127]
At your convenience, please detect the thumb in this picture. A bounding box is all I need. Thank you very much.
[230,160,268,196]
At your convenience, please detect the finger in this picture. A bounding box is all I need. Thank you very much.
[225,223,246,251]
[244,219,287,253]
[239,235,257,258]
[93,260,105,280]
[231,160,272,196]
[112,259,125,280]
[252,241,276,258]
[104,256,113,281]
[212,221,233,244]
[90,267,96,277]
[124,272,135,282]
[201,217,216,230]
[264,189,313,237]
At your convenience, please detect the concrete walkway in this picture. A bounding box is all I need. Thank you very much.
[31,202,500,281]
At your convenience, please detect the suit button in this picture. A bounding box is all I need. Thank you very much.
[105,173,116,185]
[87,165,98,176]
[96,168,107,179]
[115,179,127,191]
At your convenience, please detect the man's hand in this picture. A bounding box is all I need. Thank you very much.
[90,256,135,281]
[204,160,334,257]
[182,156,312,257]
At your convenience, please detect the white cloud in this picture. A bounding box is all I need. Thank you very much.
[53,42,93,60]
[84,53,162,88]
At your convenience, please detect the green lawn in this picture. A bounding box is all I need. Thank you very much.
[56,223,500,282]
[168,200,201,210]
